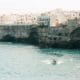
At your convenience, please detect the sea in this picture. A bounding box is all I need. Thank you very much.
[0,42,80,80]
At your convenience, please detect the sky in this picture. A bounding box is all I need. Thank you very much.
[0,0,80,14]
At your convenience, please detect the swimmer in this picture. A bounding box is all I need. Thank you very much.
[51,59,57,65]
[41,58,64,65]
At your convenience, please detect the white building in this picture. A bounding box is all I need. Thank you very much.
[25,14,38,25]
[0,9,80,26]
[43,9,80,27]
[43,9,68,27]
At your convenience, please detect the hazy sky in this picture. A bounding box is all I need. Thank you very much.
[0,0,80,14]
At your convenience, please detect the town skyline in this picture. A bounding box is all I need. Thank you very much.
[0,9,80,26]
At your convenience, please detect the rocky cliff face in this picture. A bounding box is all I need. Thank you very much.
[0,25,40,44]
[70,27,80,41]
[0,25,32,42]
[0,25,80,48]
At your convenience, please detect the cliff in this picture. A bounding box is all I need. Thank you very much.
[0,25,80,49]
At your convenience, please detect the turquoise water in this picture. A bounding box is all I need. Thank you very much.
[0,42,80,80]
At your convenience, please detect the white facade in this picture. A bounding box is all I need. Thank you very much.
[50,15,57,26]
[0,9,80,26]
[44,9,80,27]
[25,14,38,25]
[0,14,39,25]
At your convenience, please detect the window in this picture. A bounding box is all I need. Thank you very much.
[34,18,35,20]
[59,37,62,40]
[54,37,57,40]
[65,33,68,36]
[73,14,75,16]
[58,33,62,36]
[49,37,52,40]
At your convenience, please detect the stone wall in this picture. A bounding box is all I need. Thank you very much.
[0,25,33,40]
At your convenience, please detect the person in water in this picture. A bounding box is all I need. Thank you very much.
[51,59,57,65]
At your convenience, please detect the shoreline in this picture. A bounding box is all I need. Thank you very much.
[0,38,80,49]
